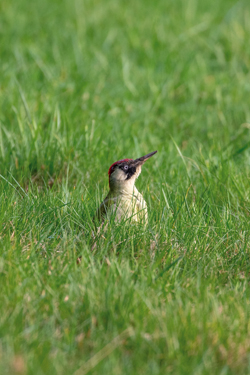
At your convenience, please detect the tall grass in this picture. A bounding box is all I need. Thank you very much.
[1,0,250,374]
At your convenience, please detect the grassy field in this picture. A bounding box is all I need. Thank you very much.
[1,0,250,374]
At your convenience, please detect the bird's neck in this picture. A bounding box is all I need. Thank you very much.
[109,181,139,197]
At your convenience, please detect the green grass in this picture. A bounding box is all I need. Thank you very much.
[1,0,250,374]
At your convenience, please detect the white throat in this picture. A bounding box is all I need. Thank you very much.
[109,165,141,196]
[110,177,137,195]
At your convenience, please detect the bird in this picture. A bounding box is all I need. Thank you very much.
[94,151,157,225]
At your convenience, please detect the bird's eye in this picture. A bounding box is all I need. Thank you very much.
[124,165,128,170]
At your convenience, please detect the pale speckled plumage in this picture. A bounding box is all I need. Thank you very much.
[96,186,148,224]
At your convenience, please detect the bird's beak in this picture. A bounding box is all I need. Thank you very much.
[133,150,157,166]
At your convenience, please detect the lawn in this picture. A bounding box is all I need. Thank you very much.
[1,0,250,374]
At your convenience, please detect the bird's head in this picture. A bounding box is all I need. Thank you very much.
[108,151,157,192]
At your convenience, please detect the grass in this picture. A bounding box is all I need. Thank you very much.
[1,0,250,373]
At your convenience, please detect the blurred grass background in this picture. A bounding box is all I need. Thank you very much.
[1,0,250,374]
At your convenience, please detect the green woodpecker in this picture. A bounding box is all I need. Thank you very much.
[94,151,157,224]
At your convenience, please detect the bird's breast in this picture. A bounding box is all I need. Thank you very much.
[102,190,148,223]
